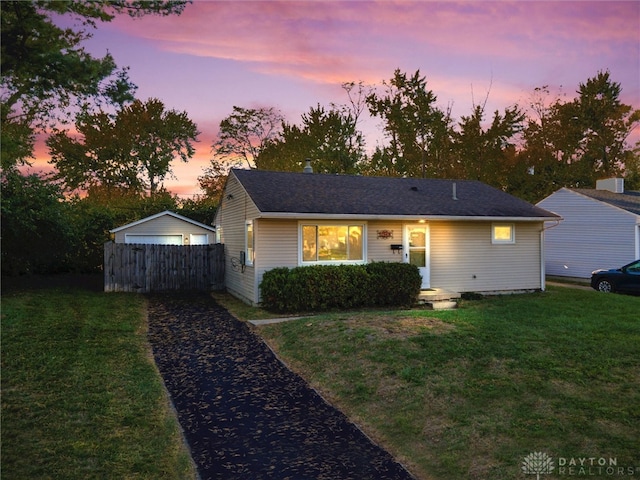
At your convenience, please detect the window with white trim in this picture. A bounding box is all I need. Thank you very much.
[300,223,365,264]
[245,221,254,265]
[492,223,515,244]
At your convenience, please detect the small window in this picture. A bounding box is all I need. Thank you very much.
[492,224,515,244]
[245,221,254,265]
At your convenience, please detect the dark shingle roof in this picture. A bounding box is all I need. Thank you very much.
[231,169,558,219]
[571,188,640,216]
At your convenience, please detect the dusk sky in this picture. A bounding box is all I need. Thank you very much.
[35,1,640,197]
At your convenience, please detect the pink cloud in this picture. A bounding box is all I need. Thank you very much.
[109,1,638,88]
[34,1,637,197]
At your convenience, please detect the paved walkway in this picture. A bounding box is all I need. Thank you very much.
[248,316,310,326]
[147,293,415,480]
[546,281,593,291]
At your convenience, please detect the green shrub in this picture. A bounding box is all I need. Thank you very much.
[259,262,421,313]
[258,267,292,312]
[366,262,422,307]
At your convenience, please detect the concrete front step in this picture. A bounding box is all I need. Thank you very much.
[416,288,461,301]
[426,300,459,310]
[416,288,460,310]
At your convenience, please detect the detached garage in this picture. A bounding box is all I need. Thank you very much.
[105,211,223,293]
[110,210,216,245]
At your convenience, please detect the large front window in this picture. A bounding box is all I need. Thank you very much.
[301,224,364,263]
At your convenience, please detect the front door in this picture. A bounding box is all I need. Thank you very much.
[405,224,430,289]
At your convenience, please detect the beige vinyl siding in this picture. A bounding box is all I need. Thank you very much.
[214,173,261,304]
[537,188,639,278]
[253,220,404,304]
[254,219,299,304]
[114,215,213,244]
[367,221,405,263]
[430,221,543,292]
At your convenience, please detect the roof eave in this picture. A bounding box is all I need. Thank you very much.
[110,210,216,233]
[255,212,558,222]
[568,189,640,218]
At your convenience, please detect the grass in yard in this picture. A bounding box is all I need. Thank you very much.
[1,288,196,480]
[211,291,278,320]
[256,287,640,480]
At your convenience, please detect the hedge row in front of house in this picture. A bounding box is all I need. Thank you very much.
[259,262,422,313]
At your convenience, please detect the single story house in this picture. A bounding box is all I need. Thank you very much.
[214,167,560,306]
[536,178,640,279]
[110,210,216,245]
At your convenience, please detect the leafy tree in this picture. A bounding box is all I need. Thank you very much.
[48,98,199,195]
[178,196,219,226]
[211,106,284,169]
[0,104,35,169]
[0,0,187,170]
[301,105,366,173]
[256,105,366,174]
[449,104,525,189]
[622,145,640,190]
[572,71,639,179]
[515,72,639,201]
[67,188,183,273]
[255,122,308,172]
[119,98,199,194]
[511,86,579,200]
[48,110,138,194]
[65,197,119,272]
[82,184,180,219]
[0,172,73,275]
[198,160,228,200]
[365,69,449,178]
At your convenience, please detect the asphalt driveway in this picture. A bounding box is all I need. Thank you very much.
[147,293,415,480]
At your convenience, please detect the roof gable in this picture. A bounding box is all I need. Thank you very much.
[111,210,216,233]
[570,188,640,216]
[230,169,558,219]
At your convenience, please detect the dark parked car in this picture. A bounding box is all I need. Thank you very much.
[590,260,640,293]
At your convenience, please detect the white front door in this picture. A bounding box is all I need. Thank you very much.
[405,224,430,289]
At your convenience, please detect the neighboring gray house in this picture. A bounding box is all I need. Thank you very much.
[214,168,559,306]
[537,178,640,279]
[110,210,216,245]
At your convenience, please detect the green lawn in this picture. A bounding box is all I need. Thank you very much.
[4,285,638,480]
[1,288,196,480]
[252,287,640,479]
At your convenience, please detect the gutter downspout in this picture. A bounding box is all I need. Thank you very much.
[636,222,640,261]
[540,228,546,291]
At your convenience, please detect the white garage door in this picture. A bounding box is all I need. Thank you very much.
[190,234,210,245]
[125,234,183,245]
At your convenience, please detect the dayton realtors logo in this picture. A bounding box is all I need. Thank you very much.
[522,452,555,479]
[523,452,640,477]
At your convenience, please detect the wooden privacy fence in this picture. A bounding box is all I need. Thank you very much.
[104,242,225,293]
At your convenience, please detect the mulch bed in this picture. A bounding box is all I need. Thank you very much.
[147,292,415,480]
